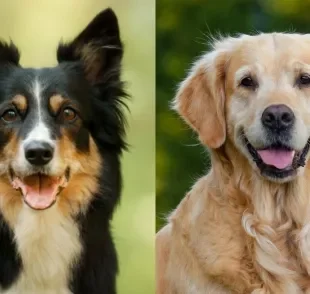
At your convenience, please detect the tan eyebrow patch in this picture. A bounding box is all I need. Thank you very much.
[12,95,27,112]
[50,95,65,113]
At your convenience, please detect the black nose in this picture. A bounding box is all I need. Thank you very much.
[261,104,295,130]
[24,141,54,166]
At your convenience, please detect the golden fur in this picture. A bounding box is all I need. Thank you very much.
[157,33,310,293]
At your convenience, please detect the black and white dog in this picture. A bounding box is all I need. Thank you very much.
[0,8,127,294]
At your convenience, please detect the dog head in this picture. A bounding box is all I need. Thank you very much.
[0,8,126,211]
[174,33,310,183]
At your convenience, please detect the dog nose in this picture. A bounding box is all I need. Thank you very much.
[261,104,295,130]
[24,141,54,166]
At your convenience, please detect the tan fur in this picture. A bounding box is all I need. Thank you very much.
[49,94,65,113]
[157,33,310,293]
[173,52,227,148]
[0,133,19,165]
[12,95,27,112]
[57,135,101,215]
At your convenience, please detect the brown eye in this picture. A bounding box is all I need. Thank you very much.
[1,110,18,122]
[298,74,310,86]
[240,76,256,88]
[63,107,76,121]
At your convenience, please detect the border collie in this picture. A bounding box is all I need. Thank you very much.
[0,8,127,294]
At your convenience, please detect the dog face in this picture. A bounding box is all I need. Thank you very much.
[174,33,310,182]
[0,9,126,211]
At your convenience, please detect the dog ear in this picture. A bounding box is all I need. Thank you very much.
[57,8,122,84]
[0,41,20,66]
[173,50,228,149]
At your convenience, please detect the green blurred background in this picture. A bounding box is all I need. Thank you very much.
[0,1,155,293]
[156,0,310,231]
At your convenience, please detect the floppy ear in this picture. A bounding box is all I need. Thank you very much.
[173,50,228,149]
[0,41,20,66]
[57,8,122,84]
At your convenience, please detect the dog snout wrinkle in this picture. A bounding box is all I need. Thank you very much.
[24,141,54,166]
[261,104,295,131]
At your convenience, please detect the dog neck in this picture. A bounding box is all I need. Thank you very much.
[209,141,310,292]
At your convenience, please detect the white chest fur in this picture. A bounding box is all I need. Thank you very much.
[2,206,82,294]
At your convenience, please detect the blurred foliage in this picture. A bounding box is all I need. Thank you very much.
[0,1,154,293]
[156,0,310,231]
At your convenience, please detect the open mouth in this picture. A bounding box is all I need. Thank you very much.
[10,168,70,210]
[242,132,310,179]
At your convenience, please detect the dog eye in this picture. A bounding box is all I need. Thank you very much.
[1,110,18,122]
[63,107,76,121]
[298,74,310,86]
[240,76,256,88]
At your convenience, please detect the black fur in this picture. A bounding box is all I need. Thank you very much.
[0,216,22,290]
[0,8,127,294]
[0,41,20,66]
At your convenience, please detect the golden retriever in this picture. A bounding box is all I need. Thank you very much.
[156,33,310,294]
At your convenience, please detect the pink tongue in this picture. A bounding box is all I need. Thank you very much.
[14,175,59,210]
[257,149,295,169]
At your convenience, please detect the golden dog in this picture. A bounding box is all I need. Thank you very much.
[156,33,310,293]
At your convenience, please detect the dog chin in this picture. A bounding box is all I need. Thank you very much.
[238,132,310,183]
[254,162,301,183]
